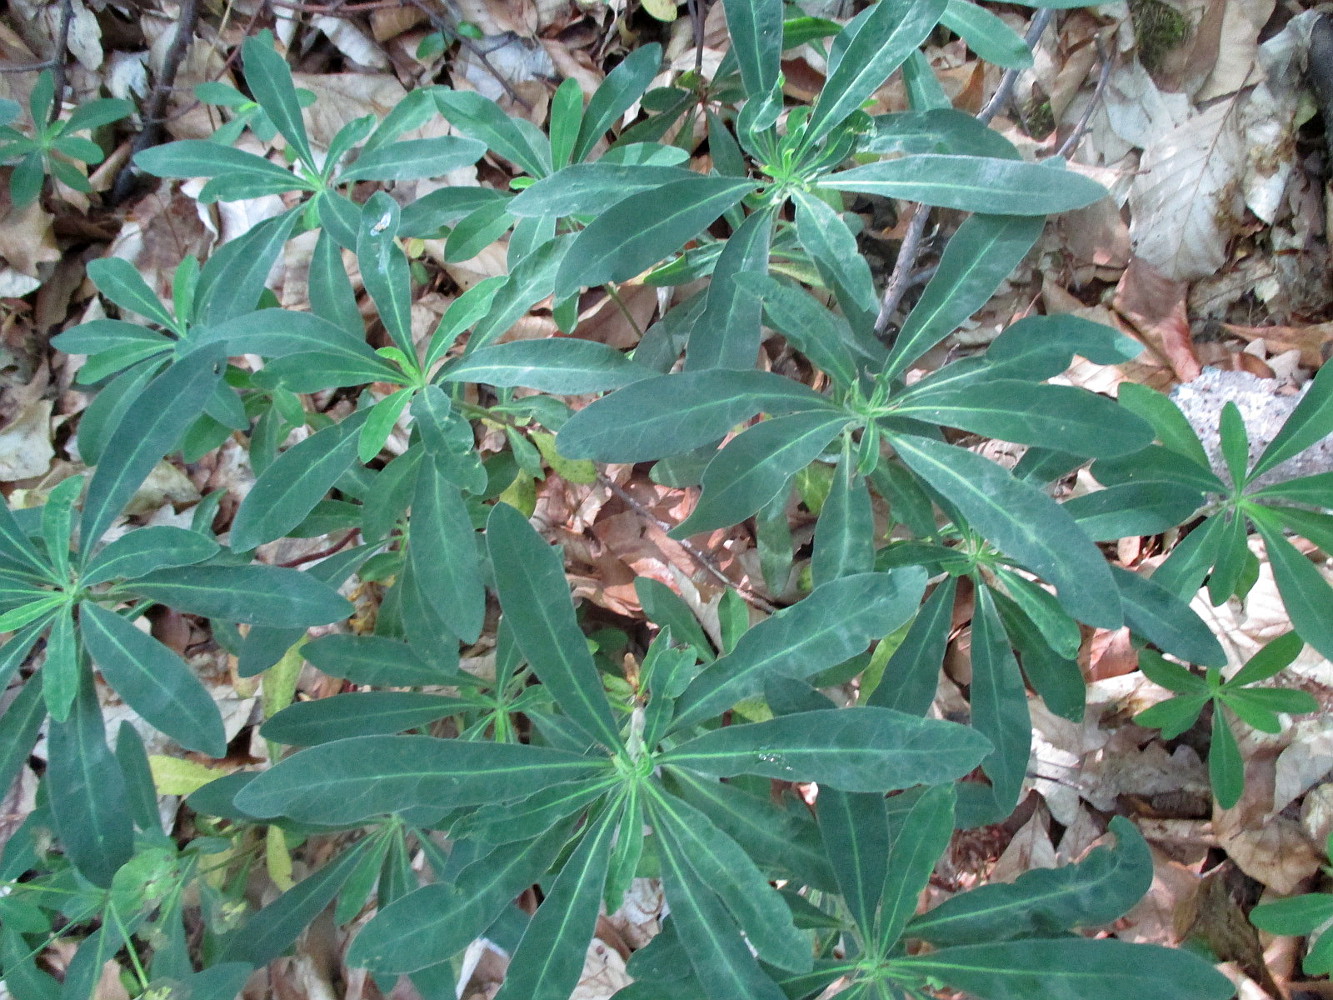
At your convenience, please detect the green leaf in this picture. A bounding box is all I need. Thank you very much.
[1248,469,1333,506]
[866,108,1019,158]
[350,824,573,974]
[309,228,363,336]
[1110,567,1226,667]
[552,176,757,299]
[82,526,219,586]
[805,0,948,145]
[722,0,783,99]
[653,809,790,1000]
[80,602,226,756]
[435,89,551,178]
[41,602,80,723]
[45,670,133,886]
[548,77,583,168]
[487,502,623,748]
[661,707,991,791]
[993,570,1081,660]
[1115,382,1213,468]
[573,43,663,163]
[733,273,862,386]
[357,192,414,356]
[220,837,371,965]
[236,735,599,824]
[340,136,486,182]
[684,206,776,371]
[876,784,957,950]
[229,409,369,551]
[941,0,1032,68]
[241,35,315,168]
[134,139,298,184]
[304,634,466,687]
[969,587,1031,814]
[410,458,485,643]
[1064,482,1205,541]
[80,344,226,548]
[792,189,878,336]
[816,788,889,936]
[867,575,956,716]
[0,673,46,815]
[125,563,351,627]
[261,692,471,744]
[812,457,875,586]
[1253,356,1333,477]
[1135,694,1209,740]
[86,258,177,330]
[558,370,837,463]
[668,769,836,890]
[892,434,1120,628]
[1251,893,1333,936]
[1230,631,1304,686]
[909,815,1152,944]
[1251,511,1333,664]
[818,156,1107,214]
[509,163,696,218]
[358,388,416,464]
[894,380,1152,458]
[672,412,851,537]
[0,496,54,581]
[894,938,1234,1000]
[494,810,617,1000]
[651,790,810,971]
[439,338,652,393]
[883,214,1043,380]
[673,569,927,730]
[196,209,303,324]
[1219,401,1251,487]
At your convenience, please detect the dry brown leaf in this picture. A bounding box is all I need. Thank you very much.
[1113,255,1200,381]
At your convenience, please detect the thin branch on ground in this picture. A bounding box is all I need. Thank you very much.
[1057,36,1113,158]
[0,60,56,74]
[597,473,778,614]
[874,7,1057,336]
[47,0,74,124]
[110,0,201,204]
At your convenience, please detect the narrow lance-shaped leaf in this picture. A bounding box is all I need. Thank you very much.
[651,790,810,971]
[877,784,957,949]
[553,176,757,300]
[45,670,133,887]
[661,707,991,792]
[573,43,663,163]
[673,569,927,731]
[80,602,226,757]
[909,815,1152,944]
[439,338,653,394]
[892,434,1122,629]
[867,575,957,716]
[816,788,889,937]
[792,190,878,336]
[558,370,838,464]
[671,412,851,538]
[684,206,776,371]
[805,0,948,145]
[652,802,790,1000]
[234,734,599,825]
[1252,355,1333,477]
[884,214,1042,380]
[357,192,414,357]
[487,502,622,749]
[722,0,783,100]
[409,458,485,643]
[492,807,618,1000]
[229,409,369,551]
[1109,567,1226,667]
[893,938,1235,1000]
[80,344,226,548]
[1250,509,1333,664]
[241,35,316,168]
[818,155,1107,215]
[969,586,1032,815]
[123,563,352,629]
[350,824,573,975]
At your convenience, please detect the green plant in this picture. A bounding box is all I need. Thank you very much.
[4,0,1325,996]
[0,70,132,206]
[1251,835,1333,977]
[1134,632,1317,807]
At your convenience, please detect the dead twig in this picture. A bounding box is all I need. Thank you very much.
[596,473,778,614]
[48,0,74,124]
[874,7,1056,336]
[1056,36,1113,159]
[110,0,201,204]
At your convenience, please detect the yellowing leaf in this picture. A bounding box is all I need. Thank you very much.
[148,755,233,796]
